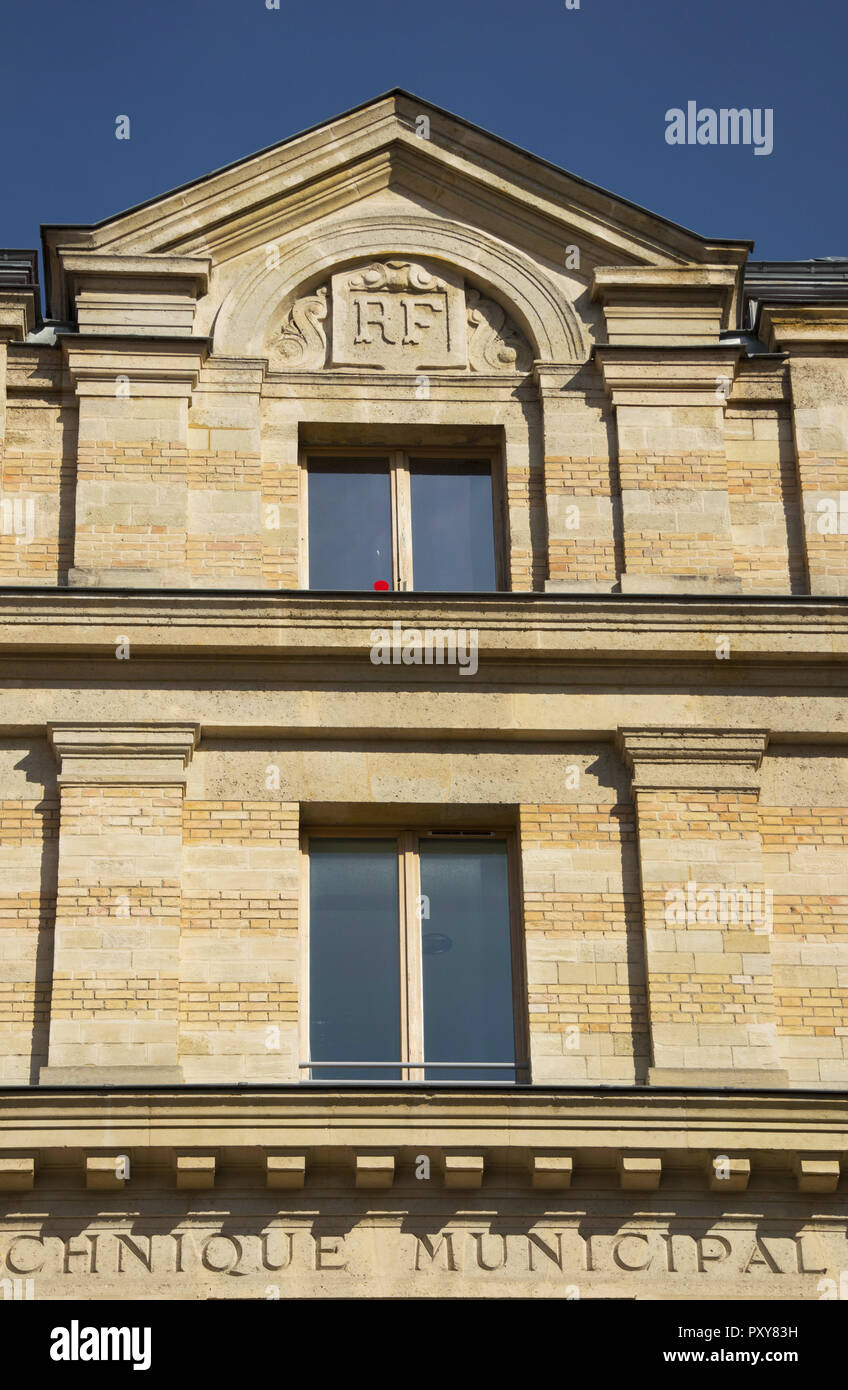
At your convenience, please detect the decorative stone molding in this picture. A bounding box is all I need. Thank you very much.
[275,285,328,368]
[221,213,580,363]
[466,288,533,372]
[269,259,534,374]
[47,722,199,788]
[758,304,848,351]
[617,727,769,791]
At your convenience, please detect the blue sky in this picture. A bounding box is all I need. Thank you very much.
[1,0,845,272]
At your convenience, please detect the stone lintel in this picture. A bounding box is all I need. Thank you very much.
[47,722,199,788]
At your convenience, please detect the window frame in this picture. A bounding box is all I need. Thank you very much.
[299,825,529,1084]
[298,445,507,591]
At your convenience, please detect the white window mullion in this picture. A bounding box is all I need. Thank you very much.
[402,833,425,1080]
[393,451,413,591]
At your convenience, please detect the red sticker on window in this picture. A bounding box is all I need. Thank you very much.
[373,580,390,591]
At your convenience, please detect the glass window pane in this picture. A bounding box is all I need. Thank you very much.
[307,460,392,590]
[309,838,400,1081]
[410,461,497,592]
[418,839,514,1082]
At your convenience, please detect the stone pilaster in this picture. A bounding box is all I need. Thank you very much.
[759,305,848,595]
[597,347,742,593]
[40,723,198,1084]
[617,727,788,1088]
[535,363,619,594]
[62,335,208,588]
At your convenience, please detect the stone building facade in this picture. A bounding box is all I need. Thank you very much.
[0,91,846,1300]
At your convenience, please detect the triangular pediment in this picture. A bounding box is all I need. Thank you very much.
[42,91,749,322]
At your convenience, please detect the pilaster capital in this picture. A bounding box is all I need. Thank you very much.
[594,345,741,407]
[47,722,199,787]
[61,334,209,397]
[616,726,769,792]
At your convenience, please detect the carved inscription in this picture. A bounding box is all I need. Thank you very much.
[331,259,467,370]
[0,1224,840,1298]
[271,259,534,373]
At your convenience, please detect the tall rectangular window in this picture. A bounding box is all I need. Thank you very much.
[304,450,501,591]
[306,460,392,591]
[305,831,521,1082]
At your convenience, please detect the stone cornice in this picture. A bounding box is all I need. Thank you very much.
[0,593,845,663]
[0,1088,845,1194]
[47,721,199,786]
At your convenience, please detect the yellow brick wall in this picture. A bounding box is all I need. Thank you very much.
[0,798,57,1080]
[179,800,300,1080]
[762,804,848,1084]
[519,802,649,1083]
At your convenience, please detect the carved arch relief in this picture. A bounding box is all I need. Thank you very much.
[267,258,535,373]
[214,215,586,363]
